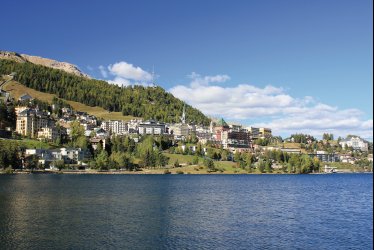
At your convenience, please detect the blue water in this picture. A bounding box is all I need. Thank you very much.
[0,174,372,249]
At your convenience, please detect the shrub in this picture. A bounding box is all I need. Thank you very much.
[174,159,181,168]
[164,169,171,174]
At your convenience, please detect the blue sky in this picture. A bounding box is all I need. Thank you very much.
[1,0,372,139]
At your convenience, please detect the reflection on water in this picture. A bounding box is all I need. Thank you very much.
[0,174,372,249]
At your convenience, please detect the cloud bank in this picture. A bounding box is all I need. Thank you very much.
[170,73,373,139]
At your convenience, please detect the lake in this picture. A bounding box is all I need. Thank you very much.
[0,174,372,249]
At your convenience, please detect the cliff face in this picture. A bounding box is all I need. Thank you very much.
[0,51,90,78]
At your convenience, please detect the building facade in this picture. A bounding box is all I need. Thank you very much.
[101,120,128,135]
[37,127,60,141]
[16,108,49,138]
[138,120,166,135]
[339,137,368,151]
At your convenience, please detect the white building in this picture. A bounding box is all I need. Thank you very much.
[26,148,90,165]
[101,120,127,135]
[339,137,368,151]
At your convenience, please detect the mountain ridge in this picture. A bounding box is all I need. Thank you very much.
[0,50,90,78]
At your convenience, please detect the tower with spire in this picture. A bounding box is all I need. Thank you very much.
[180,104,186,124]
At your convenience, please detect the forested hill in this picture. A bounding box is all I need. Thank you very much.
[0,59,210,125]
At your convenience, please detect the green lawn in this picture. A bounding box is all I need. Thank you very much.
[164,153,198,165]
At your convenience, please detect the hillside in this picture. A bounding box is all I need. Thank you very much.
[0,51,90,78]
[2,80,137,121]
[0,57,210,125]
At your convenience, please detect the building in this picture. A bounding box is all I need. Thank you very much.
[169,123,189,138]
[247,127,260,140]
[213,118,252,151]
[169,105,194,139]
[25,147,90,166]
[16,108,49,138]
[214,118,230,141]
[90,138,106,150]
[127,119,141,134]
[101,120,128,135]
[259,127,272,138]
[37,127,60,141]
[18,93,33,102]
[280,148,301,154]
[138,120,166,135]
[247,127,272,140]
[339,137,368,151]
[221,130,251,150]
[308,151,339,162]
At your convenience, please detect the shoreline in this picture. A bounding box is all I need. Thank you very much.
[1,169,372,175]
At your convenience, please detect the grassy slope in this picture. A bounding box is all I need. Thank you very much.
[0,138,52,149]
[3,80,138,121]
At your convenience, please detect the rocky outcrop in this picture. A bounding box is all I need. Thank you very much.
[0,50,90,78]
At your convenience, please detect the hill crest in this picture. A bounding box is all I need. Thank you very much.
[0,50,90,78]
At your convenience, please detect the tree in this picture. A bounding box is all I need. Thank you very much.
[234,151,241,162]
[24,155,39,170]
[288,154,300,173]
[192,155,199,165]
[221,150,228,161]
[203,158,216,172]
[156,151,168,167]
[70,121,85,146]
[0,141,20,169]
[53,160,65,171]
[257,159,266,173]
[196,143,203,156]
[207,148,215,159]
[300,155,313,173]
[96,150,109,170]
[313,157,321,173]
[323,133,334,141]
[76,136,89,149]
[265,159,273,173]
[244,153,253,167]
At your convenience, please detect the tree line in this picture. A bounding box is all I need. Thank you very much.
[0,59,210,125]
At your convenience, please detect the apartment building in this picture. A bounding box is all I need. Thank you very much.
[16,108,49,138]
[101,120,128,135]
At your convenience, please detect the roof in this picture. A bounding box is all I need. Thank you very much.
[216,118,229,128]
[19,93,33,100]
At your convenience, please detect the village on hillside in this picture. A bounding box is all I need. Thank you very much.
[0,83,373,174]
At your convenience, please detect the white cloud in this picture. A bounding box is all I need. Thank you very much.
[188,72,230,88]
[102,61,154,87]
[170,73,373,139]
[107,77,132,87]
[108,61,152,81]
[99,65,108,78]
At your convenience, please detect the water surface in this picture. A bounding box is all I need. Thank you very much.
[0,174,372,249]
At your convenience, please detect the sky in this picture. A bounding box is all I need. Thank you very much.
[1,0,373,140]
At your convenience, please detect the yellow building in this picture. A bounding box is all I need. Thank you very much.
[16,108,49,138]
[259,127,272,138]
[37,127,60,141]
